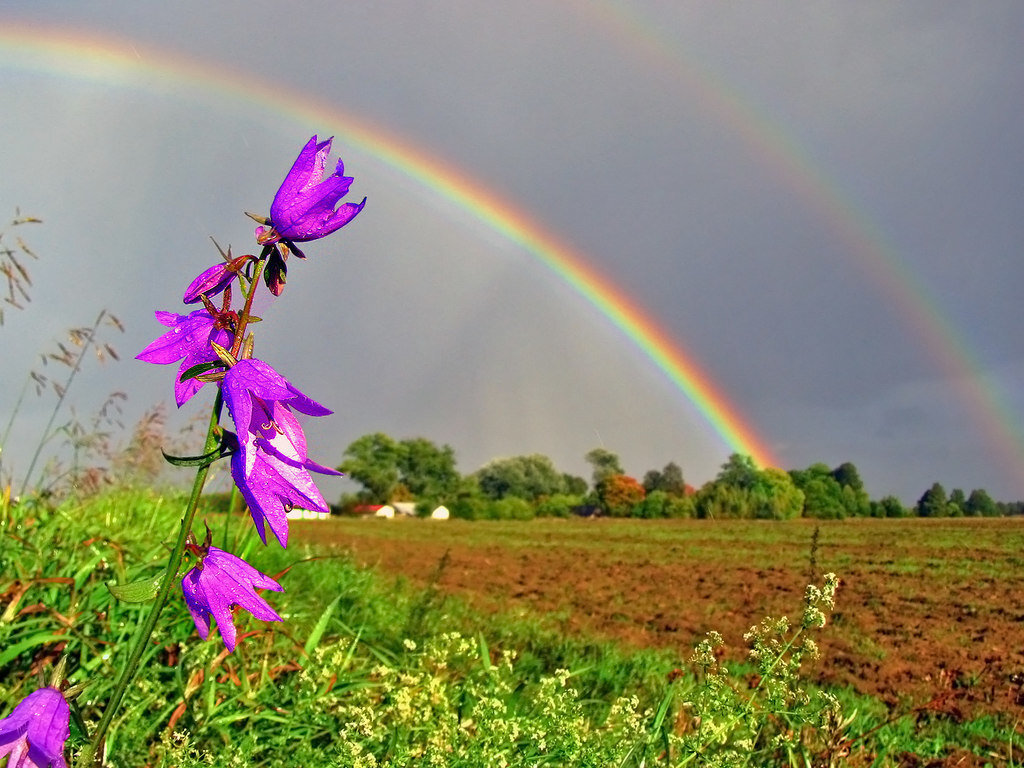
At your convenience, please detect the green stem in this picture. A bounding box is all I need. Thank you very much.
[76,393,223,767]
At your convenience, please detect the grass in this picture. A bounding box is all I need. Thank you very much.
[1,489,1021,766]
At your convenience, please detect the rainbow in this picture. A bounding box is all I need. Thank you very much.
[584,1,1024,485]
[0,22,779,468]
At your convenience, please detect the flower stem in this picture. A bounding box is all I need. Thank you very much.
[76,393,224,767]
[229,255,266,359]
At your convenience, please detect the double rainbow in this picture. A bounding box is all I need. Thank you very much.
[4,17,1020,487]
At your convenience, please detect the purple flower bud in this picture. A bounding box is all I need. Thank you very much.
[264,136,366,244]
[0,687,70,768]
[183,263,239,304]
[181,546,283,652]
[136,310,232,406]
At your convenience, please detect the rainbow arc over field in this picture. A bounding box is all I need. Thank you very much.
[3,20,1022,487]
[0,23,778,469]
[585,1,1024,484]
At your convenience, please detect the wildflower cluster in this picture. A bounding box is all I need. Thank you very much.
[135,135,363,651]
[675,573,846,766]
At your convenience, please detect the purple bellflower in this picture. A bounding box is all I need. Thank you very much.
[0,687,70,768]
[136,309,233,406]
[257,136,366,246]
[181,545,283,652]
[222,359,340,547]
[183,262,240,304]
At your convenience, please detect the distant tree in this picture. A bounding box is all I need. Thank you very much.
[915,482,949,517]
[998,500,1024,516]
[643,461,686,496]
[831,462,864,493]
[635,489,669,519]
[340,433,460,503]
[339,432,402,502]
[715,453,760,491]
[749,467,805,520]
[965,488,998,517]
[789,464,846,519]
[947,488,967,517]
[840,484,871,517]
[874,495,908,518]
[596,473,645,517]
[476,454,566,501]
[397,437,461,502]
[585,448,624,487]
[694,481,748,519]
[664,493,696,518]
[562,473,589,497]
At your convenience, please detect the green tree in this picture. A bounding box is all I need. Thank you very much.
[873,495,908,518]
[642,461,686,496]
[340,433,460,503]
[664,493,696,518]
[585,447,624,487]
[830,461,864,492]
[694,481,748,519]
[965,488,998,517]
[947,487,967,517]
[635,489,669,518]
[562,473,589,496]
[475,454,567,501]
[397,437,460,501]
[915,482,949,517]
[716,453,760,491]
[749,467,805,520]
[338,432,402,502]
[789,464,846,519]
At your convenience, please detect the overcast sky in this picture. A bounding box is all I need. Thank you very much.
[1,2,1021,504]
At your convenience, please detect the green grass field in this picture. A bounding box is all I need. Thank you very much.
[2,490,1021,766]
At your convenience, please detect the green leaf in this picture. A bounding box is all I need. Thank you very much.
[107,575,162,604]
[477,631,491,671]
[161,433,234,468]
[304,594,342,657]
[179,361,222,382]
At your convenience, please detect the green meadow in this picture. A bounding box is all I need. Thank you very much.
[2,489,1021,766]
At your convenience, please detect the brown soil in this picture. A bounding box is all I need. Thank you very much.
[293,517,1024,724]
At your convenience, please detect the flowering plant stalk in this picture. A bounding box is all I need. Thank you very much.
[0,135,368,768]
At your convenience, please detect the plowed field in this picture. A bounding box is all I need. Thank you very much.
[294,516,1024,721]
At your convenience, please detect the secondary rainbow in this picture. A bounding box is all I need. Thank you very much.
[586,1,1024,485]
[0,23,778,469]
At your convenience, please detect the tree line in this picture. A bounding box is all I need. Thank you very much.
[336,432,1022,520]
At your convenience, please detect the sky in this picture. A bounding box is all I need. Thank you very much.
[0,2,1022,504]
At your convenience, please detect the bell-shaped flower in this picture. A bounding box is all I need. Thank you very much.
[222,358,340,547]
[181,545,283,652]
[183,262,239,304]
[231,445,338,548]
[0,686,70,768]
[259,135,365,244]
[136,309,233,406]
